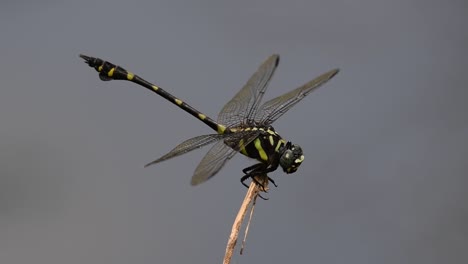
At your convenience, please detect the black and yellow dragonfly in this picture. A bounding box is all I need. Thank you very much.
[80,54,339,187]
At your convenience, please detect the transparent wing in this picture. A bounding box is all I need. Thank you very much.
[191,131,260,185]
[144,134,226,167]
[190,141,237,186]
[217,54,279,127]
[256,68,339,125]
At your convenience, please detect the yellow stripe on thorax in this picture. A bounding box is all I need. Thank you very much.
[266,129,276,135]
[254,138,268,161]
[239,139,248,155]
[268,135,275,146]
[275,139,286,152]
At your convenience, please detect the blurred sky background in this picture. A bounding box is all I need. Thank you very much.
[0,1,467,263]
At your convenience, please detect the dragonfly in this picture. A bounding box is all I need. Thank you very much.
[80,54,339,187]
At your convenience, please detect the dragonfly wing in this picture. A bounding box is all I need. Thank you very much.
[191,130,260,185]
[256,68,339,125]
[145,134,225,167]
[191,141,237,185]
[217,54,279,127]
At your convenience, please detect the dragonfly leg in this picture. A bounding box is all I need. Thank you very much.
[240,163,278,193]
[240,171,266,190]
[258,194,269,200]
[241,163,266,188]
[240,174,268,199]
[240,174,251,188]
[268,176,278,187]
[242,163,263,174]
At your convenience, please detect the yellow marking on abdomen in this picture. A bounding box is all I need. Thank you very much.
[127,72,134,80]
[98,65,103,72]
[174,99,183,105]
[217,124,226,134]
[152,85,159,91]
[254,139,268,161]
[198,113,206,120]
[107,68,115,77]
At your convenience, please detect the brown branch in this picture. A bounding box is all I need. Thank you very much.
[240,192,258,255]
[223,176,269,264]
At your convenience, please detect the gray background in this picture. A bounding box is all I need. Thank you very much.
[1,0,467,263]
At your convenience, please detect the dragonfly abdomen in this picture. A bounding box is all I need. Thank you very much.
[79,54,227,134]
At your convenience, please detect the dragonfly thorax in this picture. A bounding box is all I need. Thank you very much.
[279,142,304,174]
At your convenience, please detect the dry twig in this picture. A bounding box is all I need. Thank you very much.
[240,192,258,255]
[223,176,269,264]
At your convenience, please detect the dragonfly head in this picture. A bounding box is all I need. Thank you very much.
[279,142,304,174]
